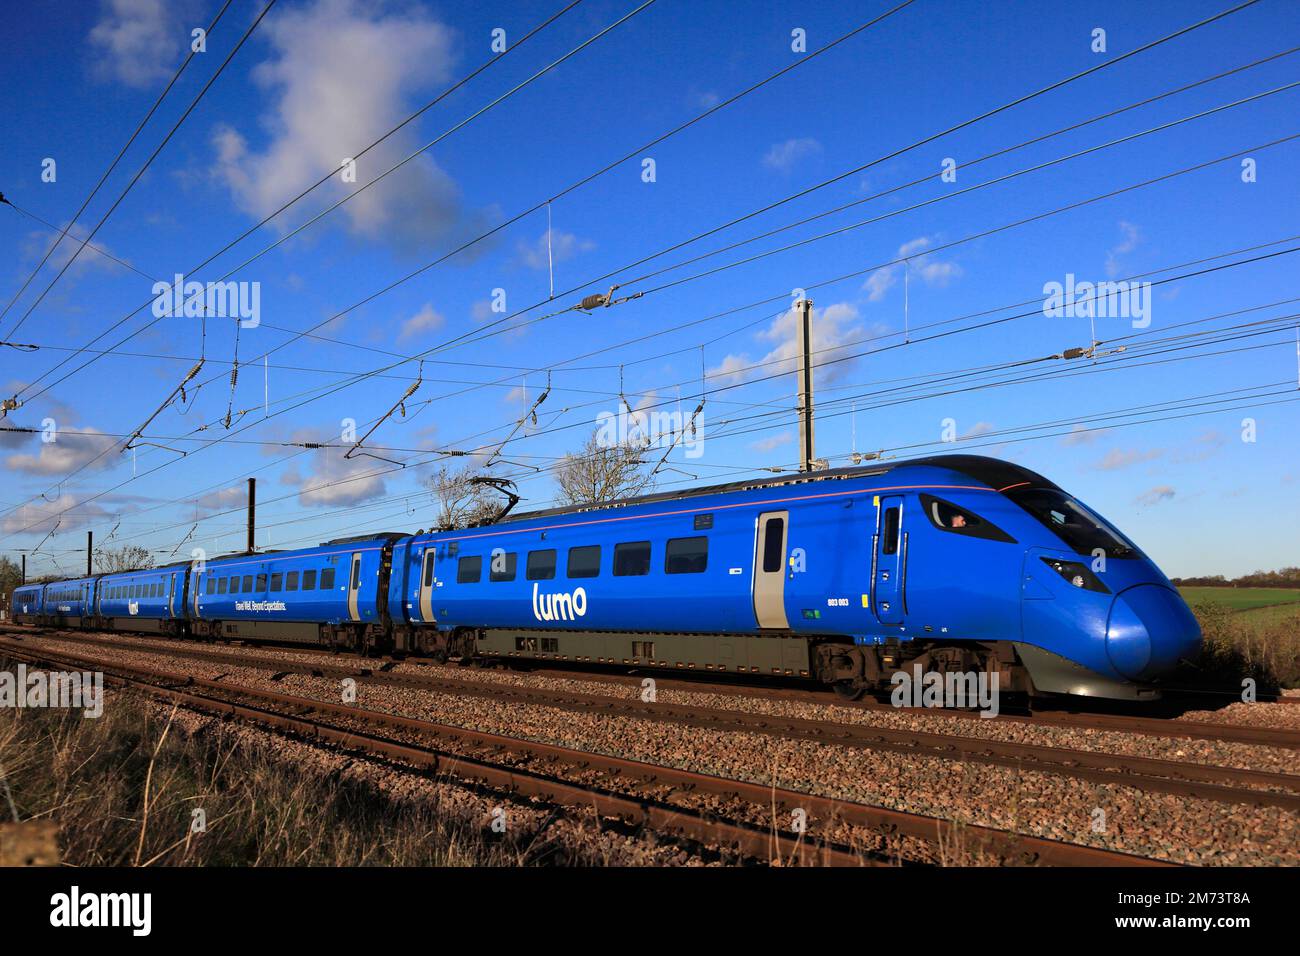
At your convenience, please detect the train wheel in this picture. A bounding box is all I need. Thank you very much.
[832,680,865,701]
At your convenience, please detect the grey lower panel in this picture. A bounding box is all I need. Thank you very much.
[1014,642,1161,700]
[212,620,322,643]
[108,618,166,634]
[478,628,813,677]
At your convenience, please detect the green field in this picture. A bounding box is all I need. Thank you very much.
[1178,586,1300,612]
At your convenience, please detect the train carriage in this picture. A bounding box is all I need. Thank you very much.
[11,584,45,625]
[390,455,1201,700]
[188,534,403,647]
[35,576,98,628]
[97,563,191,635]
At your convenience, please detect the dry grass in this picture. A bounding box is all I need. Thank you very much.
[0,668,586,866]
[1180,603,1300,693]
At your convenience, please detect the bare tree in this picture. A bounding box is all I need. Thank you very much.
[554,431,655,507]
[94,545,156,574]
[429,465,504,530]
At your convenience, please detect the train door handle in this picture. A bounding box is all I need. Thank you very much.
[880,570,890,581]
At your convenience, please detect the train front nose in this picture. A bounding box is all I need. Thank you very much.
[1105,584,1202,681]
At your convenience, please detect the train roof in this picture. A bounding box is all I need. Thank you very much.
[486,454,1058,527]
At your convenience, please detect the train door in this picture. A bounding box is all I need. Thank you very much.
[168,573,176,617]
[872,495,905,625]
[347,552,362,622]
[418,548,436,623]
[753,511,789,628]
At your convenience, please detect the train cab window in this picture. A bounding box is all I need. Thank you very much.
[320,568,335,590]
[256,574,267,592]
[919,494,1015,543]
[286,572,299,591]
[271,573,283,592]
[489,551,517,582]
[217,578,228,595]
[526,550,556,581]
[229,577,240,594]
[665,537,708,574]
[242,575,254,593]
[762,519,785,572]
[882,508,900,556]
[303,570,317,590]
[567,545,601,578]
[614,541,652,576]
[457,556,482,583]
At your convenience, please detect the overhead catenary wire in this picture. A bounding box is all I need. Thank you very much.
[3,0,279,340]
[0,0,237,332]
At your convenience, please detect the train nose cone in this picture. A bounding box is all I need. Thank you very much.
[1105,585,1202,681]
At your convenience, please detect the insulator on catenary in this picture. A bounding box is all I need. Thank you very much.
[579,293,608,311]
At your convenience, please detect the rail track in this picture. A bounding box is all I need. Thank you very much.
[11,628,1300,813]
[0,635,1173,867]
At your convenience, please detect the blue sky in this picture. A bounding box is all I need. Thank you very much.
[1,0,1297,579]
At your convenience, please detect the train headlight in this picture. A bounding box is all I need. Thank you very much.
[1040,557,1109,593]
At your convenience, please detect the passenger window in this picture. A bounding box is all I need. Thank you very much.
[762,518,785,573]
[613,541,651,576]
[271,573,283,592]
[882,508,900,555]
[457,556,482,583]
[526,550,556,580]
[217,578,228,595]
[489,552,517,582]
[256,574,267,592]
[919,494,1015,543]
[320,568,335,590]
[665,537,708,574]
[206,577,215,595]
[242,575,253,592]
[567,545,600,578]
[229,577,240,594]
[303,570,317,590]
[286,572,299,591]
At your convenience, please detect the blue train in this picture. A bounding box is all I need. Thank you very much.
[9,455,1201,700]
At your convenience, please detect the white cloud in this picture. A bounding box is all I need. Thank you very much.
[1134,485,1175,507]
[708,302,883,388]
[209,0,481,254]
[1106,221,1140,278]
[516,229,594,271]
[196,485,248,512]
[6,426,116,475]
[398,303,444,343]
[751,432,793,452]
[763,137,821,173]
[2,494,109,535]
[862,236,962,301]
[267,427,388,506]
[88,0,182,89]
[1061,424,1108,446]
[1092,447,1163,471]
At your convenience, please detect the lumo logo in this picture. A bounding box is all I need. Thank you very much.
[531,583,588,622]
[152,273,261,327]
